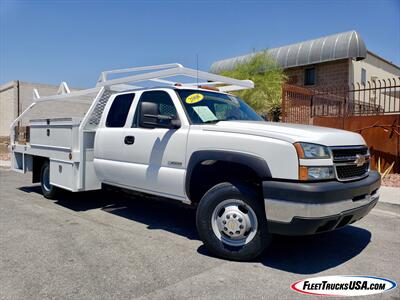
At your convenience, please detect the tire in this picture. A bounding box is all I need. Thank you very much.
[40,161,59,199]
[196,182,272,261]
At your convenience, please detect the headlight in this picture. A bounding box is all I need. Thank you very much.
[294,142,331,159]
[299,166,335,181]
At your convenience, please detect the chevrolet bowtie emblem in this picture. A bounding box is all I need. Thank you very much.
[354,154,366,167]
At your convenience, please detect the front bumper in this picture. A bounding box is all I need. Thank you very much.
[263,171,381,235]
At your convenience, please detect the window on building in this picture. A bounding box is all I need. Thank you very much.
[106,93,135,127]
[304,68,316,85]
[361,68,367,84]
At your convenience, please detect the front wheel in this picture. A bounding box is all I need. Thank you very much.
[40,161,59,199]
[196,182,271,261]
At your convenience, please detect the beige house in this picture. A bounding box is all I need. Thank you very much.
[350,51,400,85]
[210,31,400,88]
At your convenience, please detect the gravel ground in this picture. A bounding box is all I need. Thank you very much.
[381,173,400,187]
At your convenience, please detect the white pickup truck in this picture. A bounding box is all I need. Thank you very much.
[10,64,380,261]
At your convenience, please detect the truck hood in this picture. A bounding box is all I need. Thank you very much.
[201,121,366,146]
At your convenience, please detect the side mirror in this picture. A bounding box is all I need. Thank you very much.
[139,102,181,129]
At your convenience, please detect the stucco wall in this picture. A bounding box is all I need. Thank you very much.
[350,51,400,84]
[0,82,17,136]
[348,52,400,112]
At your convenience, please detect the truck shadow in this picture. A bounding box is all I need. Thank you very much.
[19,185,371,274]
[18,185,198,240]
[196,225,371,274]
[259,226,371,274]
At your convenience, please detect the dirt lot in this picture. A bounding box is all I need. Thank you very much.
[382,173,400,187]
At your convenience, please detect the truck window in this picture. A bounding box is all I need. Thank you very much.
[106,93,135,127]
[133,91,177,128]
[175,89,262,124]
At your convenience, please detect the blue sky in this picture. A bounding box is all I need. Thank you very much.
[1,0,399,88]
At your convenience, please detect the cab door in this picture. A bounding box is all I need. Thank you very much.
[94,89,189,202]
[120,90,189,200]
[93,92,136,185]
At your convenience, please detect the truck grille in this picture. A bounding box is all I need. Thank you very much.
[331,146,370,181]
[336,163,370,179]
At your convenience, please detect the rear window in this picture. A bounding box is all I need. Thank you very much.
[106,93,135,127]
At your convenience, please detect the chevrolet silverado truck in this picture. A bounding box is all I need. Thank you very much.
[10,64,380,261]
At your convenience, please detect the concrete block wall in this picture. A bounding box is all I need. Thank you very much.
[285,59,350,88]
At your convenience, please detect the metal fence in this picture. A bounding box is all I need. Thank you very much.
[312,78,400,117]
[282,77,400,123]
[281,78,400,173]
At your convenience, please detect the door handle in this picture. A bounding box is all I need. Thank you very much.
[124,136,135,145]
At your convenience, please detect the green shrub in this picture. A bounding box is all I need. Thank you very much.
[220,51,286,121]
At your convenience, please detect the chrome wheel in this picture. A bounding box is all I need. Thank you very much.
[42,165,51,192]
[211,199,258,247]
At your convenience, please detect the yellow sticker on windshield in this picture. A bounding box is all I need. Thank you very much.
[186,93,204,104]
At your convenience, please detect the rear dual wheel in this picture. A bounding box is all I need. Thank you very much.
[196,182,272,261]
[40,161,59,199]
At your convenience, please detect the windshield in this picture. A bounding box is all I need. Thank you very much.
[176,89,263,124]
